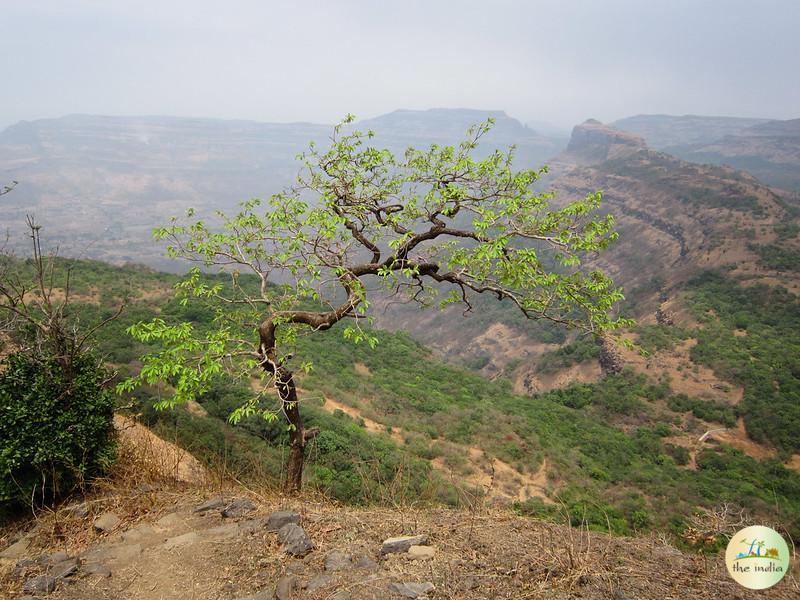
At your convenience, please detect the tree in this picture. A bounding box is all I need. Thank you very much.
[121,117,629,493]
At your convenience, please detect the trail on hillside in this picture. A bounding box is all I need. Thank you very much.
[317,391,553,505]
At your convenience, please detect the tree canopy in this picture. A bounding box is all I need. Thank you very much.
[120,117,629,491]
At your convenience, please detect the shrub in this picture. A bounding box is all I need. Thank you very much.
[0,351,116,506]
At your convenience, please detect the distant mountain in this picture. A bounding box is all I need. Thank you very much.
[612,114,770,149]
[613,114,800,191]
[0,110,565,269]
[355,108,564,168]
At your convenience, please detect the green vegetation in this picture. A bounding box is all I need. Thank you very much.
[536,337,599,373]
[749,242,800,272]
[0,352,116,506]
[687,272,800,454]
[5,253,798,541]
[636,324,692,353]
[666,393,736,427]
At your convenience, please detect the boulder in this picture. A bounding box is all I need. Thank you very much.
[93,512,121,533]
[324,550,352,571]
[222,498,256,518]
[388,581,435,599]
[193,497,226,513]
[380,534,429,555]
[277,523,314,556]
[266,510,300,531]
[23,575,57,594]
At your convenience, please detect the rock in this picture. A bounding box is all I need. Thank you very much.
[65,502,90,519]
[331,592,352,600]
[277,523,314,556]
[193,497,226,513]
[275,575,296,600]
[155,512,183,529]
[83,563,112,578]
[39,551,69,565]
[354,554,378,570]
[49,558,79,579]
[380,534,429,555]
[285,560,306,575]
[266,510,300,531]
[0,535,31,559]
[407,545,435,560]
[305,572,332,593]
[134,483,159,494]
[164,531,200,549]
[122,523,157,543]
[222,497,256,518]
[93,512,121,533]
[13,559,36,578]
[206,522,242,540]
[23,575,57,594]
[388,581,435,599]
[324,550,352,571]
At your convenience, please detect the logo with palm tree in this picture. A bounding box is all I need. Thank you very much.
[726,525,790,590]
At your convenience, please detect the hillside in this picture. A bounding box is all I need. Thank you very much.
[614,115,800,191]
[2,483,797,599]
[2,257,799,542]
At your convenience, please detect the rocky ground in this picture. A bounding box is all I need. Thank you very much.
[2,486,798,599]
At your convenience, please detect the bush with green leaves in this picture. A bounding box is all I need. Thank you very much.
[0,351,116,506]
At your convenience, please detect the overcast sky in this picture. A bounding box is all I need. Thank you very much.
[2,0,798,130]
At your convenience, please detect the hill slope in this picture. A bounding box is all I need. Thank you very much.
[2,485,797,599]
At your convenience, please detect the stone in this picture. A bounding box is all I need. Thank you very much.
[93,512,121,533]
[324,550,352,571]
[83,563,112,578]
[122,523,157,543]
[277,523,314,556]
[39,551,69,565]
[206,523,242,540]
[65,502,90,519]
[13,559,36,578]
[164,531,200,549]
[275,575,296,600]
[266,510,300,531]
[0,535,31,559]
[222,497,256,518]
[388,581,435,599]
[354,554,378,570]
[134,483,159,494]
[285,560,306,575]
[407,545,435,560]
[49,558,79,579]
[331,592,352,600]
[304,572,332,593]
[193,497,226,513]
[23,575,57,594]
[380,534,429,555]
[155,512,183,529]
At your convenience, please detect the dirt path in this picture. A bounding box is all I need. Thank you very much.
[3,490,796,600]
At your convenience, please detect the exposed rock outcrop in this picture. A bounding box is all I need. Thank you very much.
[564,119,646,165]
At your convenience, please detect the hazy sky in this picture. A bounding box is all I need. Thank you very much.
[2,0,798,130]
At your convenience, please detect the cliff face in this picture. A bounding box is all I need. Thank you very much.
[563,119,646,165]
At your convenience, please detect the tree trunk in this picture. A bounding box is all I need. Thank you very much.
[275,365,319,494]
[259,320,319,494]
